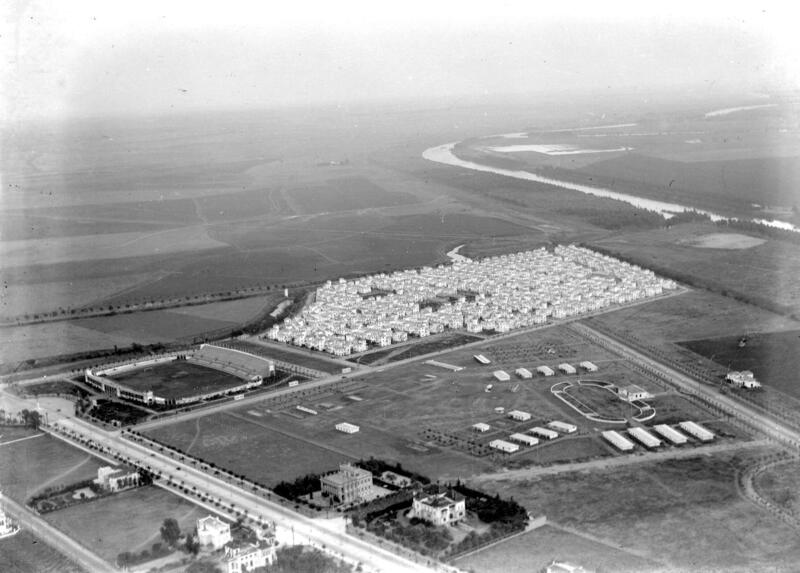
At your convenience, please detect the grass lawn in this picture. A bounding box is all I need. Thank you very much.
[754,460,800,515]
[44,485,206,562]
[0,425,41,444]
[482,449,800,571]
[648,393,721,426]
[456,524,654,573]
[0,529,86,573]
[145,412,350,487]
[563,383,632,421]
[0,430,106,504]
[110,361,244,400]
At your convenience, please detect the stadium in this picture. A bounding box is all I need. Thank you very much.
[84,343,275,406]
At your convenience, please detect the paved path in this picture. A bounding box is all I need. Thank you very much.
[2,494,112,573]
[0,432,44,447]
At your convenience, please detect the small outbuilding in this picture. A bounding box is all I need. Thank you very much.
[558,363,576,375]
[508,410,531,422]
[489,439,520,453]
[493,370,511,382]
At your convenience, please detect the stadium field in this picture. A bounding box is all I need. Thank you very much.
[109,361,246,399]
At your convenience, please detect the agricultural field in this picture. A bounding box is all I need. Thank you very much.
[44,485,206,562]
[476,448,800,571]
[456,524,655,573]
[110,361,245,400]
[0,530,86,573]
[0,429,106,504]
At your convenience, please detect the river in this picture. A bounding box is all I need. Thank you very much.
[422,142,798,233]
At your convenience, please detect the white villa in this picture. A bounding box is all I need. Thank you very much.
[197,515,232,550]
[411,487,466,526]
[320,463,373,505]
[222,538,276,573]
[264,245,677,356]
[94,466,140,492]
[726,370,762,389]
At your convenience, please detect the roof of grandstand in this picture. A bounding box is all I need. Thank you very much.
[194,344,275,377]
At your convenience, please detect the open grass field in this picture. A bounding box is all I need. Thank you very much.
[0,425,42,444]
[0,529,86,573]
[754,460,800,515]
[478,448,800,571]
[146,325,723,484]
[110,361,245,400]
[0,429,106,504]
[44,485,206,562]
[456,524,656,573]
[590,289,800,345]
[559,382,640,422]
[145,411,350,486]
[590,223,800,317]
[681,330,800,400]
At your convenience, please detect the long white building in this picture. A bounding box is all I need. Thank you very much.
[264,245,676,356]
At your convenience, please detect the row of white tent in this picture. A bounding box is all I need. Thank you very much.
[603,421,715,451]
[489,361,599,381]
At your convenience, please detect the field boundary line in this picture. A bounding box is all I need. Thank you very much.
[0,431,45,447]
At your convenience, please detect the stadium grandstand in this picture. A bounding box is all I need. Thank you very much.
[214,339,327,378]
[84,344,275,407]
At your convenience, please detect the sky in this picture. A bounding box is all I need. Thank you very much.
[2,0,799,121]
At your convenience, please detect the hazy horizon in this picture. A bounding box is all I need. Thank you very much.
[3,1,799,124]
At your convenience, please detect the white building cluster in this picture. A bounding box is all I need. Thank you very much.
[265,245,677,356]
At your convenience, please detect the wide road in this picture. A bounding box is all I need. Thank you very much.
[44,415,438,573]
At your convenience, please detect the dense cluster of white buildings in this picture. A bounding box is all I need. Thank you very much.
[265,245,677,356]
